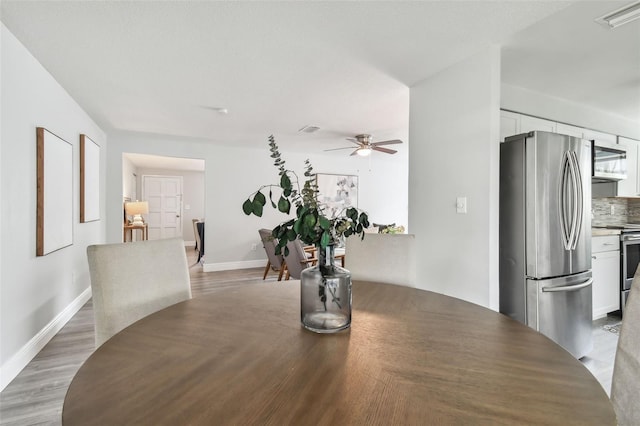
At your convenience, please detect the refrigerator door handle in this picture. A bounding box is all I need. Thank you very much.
[542,278,593,292]
[558,152,572,250]
[568,151,583,250]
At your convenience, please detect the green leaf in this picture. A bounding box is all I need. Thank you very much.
[252,201,263,217]
[320,231,330,248]
[269,189,277,208]
[304,213,316,228]
[242,199,253,215]
[286,229,297,241]
[278,196,290,214]
[253,191,266,206]
[293,219,301,234]
[319,216,330,230]
[280,173,291,190]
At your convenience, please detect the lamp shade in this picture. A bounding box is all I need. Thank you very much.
[125,201,149,216]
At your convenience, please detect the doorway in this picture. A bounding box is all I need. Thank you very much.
[122,153,205,244]
[142,175,183,240]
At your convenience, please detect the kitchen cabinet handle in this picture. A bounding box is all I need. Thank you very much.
[592,255,597,259]
[602,243,616,246]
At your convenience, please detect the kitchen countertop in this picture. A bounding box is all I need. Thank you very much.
[592,228,622,237]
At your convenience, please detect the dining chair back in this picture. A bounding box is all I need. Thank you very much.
[345,233,416,287]
[87,237,192,348]
[611,265,640,425]
[259,228,285,280]
[192,218,202,250]
[283,239,315,280]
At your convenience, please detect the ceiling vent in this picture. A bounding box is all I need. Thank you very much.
[595,1,640,29]
[298,125,320,133]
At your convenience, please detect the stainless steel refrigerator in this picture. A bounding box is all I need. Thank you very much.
[500,131,593,359]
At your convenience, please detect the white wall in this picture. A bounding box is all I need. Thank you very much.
[0,24,107,389]
[122,155,137,201]
[409,46,501,309]
[136,168,205,241]
[502,83,640,140]
[106,131,408,271]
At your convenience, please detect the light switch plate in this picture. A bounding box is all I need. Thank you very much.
[456,197,467,214]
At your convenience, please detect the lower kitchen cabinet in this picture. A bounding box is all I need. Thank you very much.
[592,236,620,319]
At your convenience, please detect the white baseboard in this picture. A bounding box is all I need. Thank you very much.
[0,287,92,392]
[183,240,195,247]
[203,259,266,272]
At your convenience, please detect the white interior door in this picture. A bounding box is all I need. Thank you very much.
[142,175,183,240]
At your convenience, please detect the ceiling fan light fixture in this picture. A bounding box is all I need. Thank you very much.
[298,125,320,133]
[357,147,372,156]
[595,1,640,28]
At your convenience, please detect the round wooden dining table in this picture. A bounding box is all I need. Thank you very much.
[63,280,616,425]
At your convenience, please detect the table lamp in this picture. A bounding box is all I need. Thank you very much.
[125,201,148,226]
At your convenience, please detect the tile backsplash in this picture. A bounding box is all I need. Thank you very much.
[592,197,640,226]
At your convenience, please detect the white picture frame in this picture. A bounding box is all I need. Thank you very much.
[80,134,100,222]
[37,127,73,256]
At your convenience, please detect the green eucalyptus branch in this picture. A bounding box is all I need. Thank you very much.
[242,135,369,257]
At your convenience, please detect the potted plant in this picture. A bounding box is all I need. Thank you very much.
[242,136,370,332]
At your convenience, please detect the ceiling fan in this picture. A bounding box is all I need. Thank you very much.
[324,134,403,157]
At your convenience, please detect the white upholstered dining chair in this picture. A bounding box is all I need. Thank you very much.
[611,265,640,425]
[345,233,416,287]
[87,237,192,348]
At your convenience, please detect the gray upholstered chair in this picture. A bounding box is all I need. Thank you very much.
[87,238,192,348]
[345,233,416,287]
[259,228,285,280]
[283,239,317,280]
[611,265,640,425]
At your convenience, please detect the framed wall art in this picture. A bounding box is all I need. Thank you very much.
[315,173,358,218]
[80,134,100,222]
[36,127,73,256]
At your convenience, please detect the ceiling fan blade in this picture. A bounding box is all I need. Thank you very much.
[350,149,361,156]
[324,146,357,152]
[371,139,403,146]
[372,146,397,154]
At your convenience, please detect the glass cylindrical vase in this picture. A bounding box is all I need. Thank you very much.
[300,244,351,333]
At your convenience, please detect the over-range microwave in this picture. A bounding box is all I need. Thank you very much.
[592,140,627,182]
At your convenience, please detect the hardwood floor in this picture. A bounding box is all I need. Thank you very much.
[0,248,276,426]
[0,247,620,424]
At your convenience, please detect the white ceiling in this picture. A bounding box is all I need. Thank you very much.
[1,1,638,156]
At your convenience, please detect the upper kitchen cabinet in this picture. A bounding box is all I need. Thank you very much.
[499,111,556,142]
[519,115,556,135]
[583,129,617,145]
[618,136,640,197]
[500,111,521,142]
[556,123,585,138]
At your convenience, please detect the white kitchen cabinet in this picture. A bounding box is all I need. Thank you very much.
[556,123,585,138]
[618,136,640,197]
[500,111,521,142]
[519,115,556,134]
[583,128,617,145]
[592,235,620,319]
[499,111,557,143]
